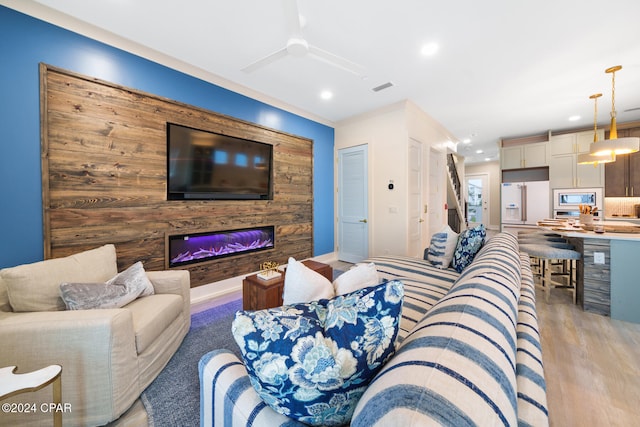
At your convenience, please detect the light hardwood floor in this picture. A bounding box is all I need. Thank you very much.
[538,287,640,426]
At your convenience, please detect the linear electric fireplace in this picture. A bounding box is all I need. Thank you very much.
[167,226,275,268]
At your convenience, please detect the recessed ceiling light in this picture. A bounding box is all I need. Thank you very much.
[569,115,581,121]
[320,90,333,100]
[485,157,491,161]
[462,138,471,144]
[476,149,483,154]
[421,42,439,56]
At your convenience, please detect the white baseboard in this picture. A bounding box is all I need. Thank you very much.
[309,251,338,264]
[190,276,244,306]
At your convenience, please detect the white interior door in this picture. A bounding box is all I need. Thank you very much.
[428,149,445,239]
[466,173,489,228]
[408,139,423,257]
[338,145,369,263]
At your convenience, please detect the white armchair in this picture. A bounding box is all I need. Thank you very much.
[0,245,191,426]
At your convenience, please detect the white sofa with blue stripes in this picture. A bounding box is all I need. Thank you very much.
[199,232,548,426]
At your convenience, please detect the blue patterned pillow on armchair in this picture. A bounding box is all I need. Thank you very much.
[231,280,404,426]
[452,224,486,272]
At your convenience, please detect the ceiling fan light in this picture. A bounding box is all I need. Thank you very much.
[286,38,309,56]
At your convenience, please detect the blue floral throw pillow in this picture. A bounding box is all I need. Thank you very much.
[452,224,486,272]
[232,280,404,426]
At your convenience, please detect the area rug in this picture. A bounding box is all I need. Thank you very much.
[141,298,242,427]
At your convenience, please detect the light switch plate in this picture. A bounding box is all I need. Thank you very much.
[594,252,605,264]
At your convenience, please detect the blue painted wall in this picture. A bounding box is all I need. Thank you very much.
[0,6,334,268]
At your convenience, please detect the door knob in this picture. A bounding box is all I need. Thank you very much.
[419,219,424,223]
[359,219,367,223]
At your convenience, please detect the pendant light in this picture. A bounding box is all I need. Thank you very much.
[589,65,640,156]
[578,93,615,165]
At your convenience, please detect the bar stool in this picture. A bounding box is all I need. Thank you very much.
[517,230,562,238]
[518,233,573,278]
[518,235,567,243]
[519,243,581,303]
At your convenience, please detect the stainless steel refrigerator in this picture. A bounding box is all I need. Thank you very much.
[501,181,550,230]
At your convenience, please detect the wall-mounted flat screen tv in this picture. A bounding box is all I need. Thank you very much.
[167,123,273,200]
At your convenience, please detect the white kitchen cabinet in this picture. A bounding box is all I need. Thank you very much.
[501,141,548,169]
[549,154,575,189]
[548,133,576,156]
[501,146,524,169]
[549,130,604,155]
[576,162,605,187]
[576,129,604,153]
[548,130,604,188]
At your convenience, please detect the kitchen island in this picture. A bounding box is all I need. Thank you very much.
[538,220,640,324]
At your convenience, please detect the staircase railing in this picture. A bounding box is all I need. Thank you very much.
[447,154,462,200]
[446,153,467,232]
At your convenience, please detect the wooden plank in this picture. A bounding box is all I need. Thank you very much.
[500,133,549,147]
[41,64,315,287]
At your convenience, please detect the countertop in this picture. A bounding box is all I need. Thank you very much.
[604,216,640,222]
[540,220,640,241]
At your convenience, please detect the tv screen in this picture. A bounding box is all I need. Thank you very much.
[167,123,273,200]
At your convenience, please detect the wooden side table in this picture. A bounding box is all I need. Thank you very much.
[0,365,62,427]
[242,260,333,310]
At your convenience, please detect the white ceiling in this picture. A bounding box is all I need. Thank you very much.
[7,0,640,163]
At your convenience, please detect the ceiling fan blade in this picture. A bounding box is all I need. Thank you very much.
[308,45,367,79]
[241,47,289,73]
[283,0,303,38]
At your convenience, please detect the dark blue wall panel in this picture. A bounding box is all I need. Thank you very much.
[0,6,334,268]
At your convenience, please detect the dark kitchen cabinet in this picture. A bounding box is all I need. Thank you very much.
[604,128,640,197]
[630,152,640,197]
[605,154,627,196]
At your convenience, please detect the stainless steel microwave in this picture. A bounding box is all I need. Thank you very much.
[553,188,603,210]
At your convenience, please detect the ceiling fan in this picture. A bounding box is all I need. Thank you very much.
[242,0,367,78]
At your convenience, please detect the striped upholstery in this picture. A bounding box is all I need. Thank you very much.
[198,349,304,427]
[361,255,458,341]
[351,232,530,426]
[198,232,548,426]
[516,253,549,426]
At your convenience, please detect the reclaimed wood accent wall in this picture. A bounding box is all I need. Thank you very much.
[40,64,313,287]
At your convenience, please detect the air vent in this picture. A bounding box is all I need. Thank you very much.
[372,82,394,92]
